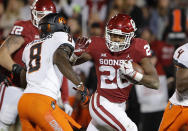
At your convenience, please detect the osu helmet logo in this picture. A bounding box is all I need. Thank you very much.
[58,17,66,24]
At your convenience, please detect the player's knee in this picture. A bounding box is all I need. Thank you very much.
[0,120,9,131]
[125,121,138,131]
[0,113,16,125]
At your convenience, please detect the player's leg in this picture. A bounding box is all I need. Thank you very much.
[167,106,188,130]
[89,92,137,131]
[0,121,9,131]
[19,118,36,131]
[18,93,79,131]
[0,86,23,131]
[36,95,81,130]
[87,120,99,131]
[158,102,182,131]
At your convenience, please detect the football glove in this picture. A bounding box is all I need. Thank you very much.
[64,103,73,116]
[73,82,90,105]
[119,61,143,82]
[70,37,91,64]
[11,64,25,87]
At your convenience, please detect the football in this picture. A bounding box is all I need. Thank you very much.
[132,62,144,74]
[122,62,144,84]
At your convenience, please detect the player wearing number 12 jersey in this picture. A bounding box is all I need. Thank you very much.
[0,0,56,130]
[71,13,159,131]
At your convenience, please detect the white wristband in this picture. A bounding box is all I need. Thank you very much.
[133,71,143,82]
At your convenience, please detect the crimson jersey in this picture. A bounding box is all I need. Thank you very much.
[150,40,175,68]
[86,37,151,103]
[10,20,39,66]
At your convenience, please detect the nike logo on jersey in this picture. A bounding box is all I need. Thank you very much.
[126,54,130,59]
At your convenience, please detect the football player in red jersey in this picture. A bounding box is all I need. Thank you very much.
[71,13,159,131]
[0,0,57,130]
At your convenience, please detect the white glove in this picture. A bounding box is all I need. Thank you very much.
[119,61,143,82]
[64,103,73,116]
[120,61,135,77]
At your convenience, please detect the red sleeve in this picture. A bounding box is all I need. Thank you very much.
[61,76,69,103]
[10,21,26,36]
[134,38,152,62]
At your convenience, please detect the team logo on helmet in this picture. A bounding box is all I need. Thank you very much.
[58,17,66,24]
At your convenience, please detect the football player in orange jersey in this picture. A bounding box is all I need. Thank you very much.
[159,43,188,131]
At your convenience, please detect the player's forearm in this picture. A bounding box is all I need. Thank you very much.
[71,53,92,66]
[58,61,81,85]
[140,74,159,90]
[54,51,81,86]
[0,35,24,71]
[0,47,15,71]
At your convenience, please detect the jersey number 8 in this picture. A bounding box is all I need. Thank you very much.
[29,43,42,73]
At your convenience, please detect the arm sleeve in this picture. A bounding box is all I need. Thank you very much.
[54,32,75,51]
[135,39,152,62]
[10,21,27,37]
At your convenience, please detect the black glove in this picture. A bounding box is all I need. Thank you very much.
[11,64,25,87]
[0,73,11,87]
[73,82,90,105]
[80,87,90,105]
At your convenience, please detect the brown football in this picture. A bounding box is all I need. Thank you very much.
[122,62,144,84]
[132,62,144,74]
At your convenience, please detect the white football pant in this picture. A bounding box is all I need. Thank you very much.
[0,86,23,130]
[87,92,138,131]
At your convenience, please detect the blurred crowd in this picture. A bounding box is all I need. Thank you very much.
[0,0,188,131]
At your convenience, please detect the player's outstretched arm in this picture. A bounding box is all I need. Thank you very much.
[54,44,90,104]
[53,44,82,86]
[139,57,159,89]
[0,35,24,71]
[175,67,188,93]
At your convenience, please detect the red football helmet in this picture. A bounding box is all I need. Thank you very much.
[105,13,137,52]
[31,0,56,27]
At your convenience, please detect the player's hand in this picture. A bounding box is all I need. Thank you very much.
[74,37,91,57]
[11,64,26,88]
[64,103,73,116]
[70,37,91,64]
[80,87,90,105]
[73,82,90,105]
[119,61,135,78]
[119,61,143,82]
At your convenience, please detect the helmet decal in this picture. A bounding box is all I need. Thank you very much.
[39,13,70,38]
[58,17,66,24]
